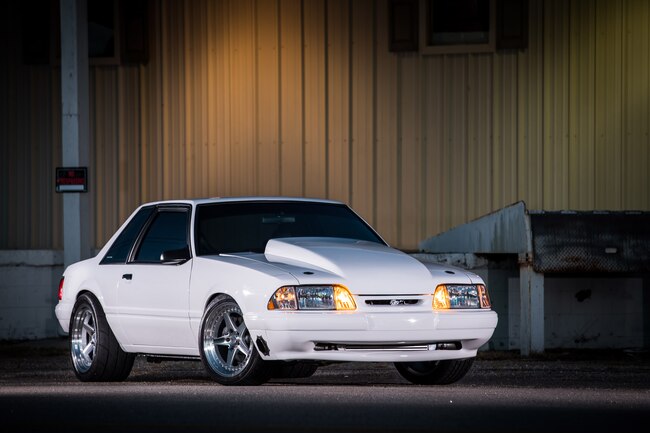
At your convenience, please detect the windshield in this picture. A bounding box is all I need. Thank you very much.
[195,201,385,255]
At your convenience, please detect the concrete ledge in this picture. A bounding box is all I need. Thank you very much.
[0,250,63,267]
[411,253,488,270]
[0,250,64,340]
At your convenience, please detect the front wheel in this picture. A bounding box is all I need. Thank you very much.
[199,296,272,385]
[394,358,474,385]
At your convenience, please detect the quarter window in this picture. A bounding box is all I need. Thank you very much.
[101,206,154,264]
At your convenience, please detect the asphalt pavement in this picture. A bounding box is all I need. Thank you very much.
[1,338,649,433]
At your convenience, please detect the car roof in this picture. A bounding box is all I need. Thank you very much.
[138,196,345,207]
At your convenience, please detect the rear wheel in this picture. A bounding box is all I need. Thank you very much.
[394,358,474,385]
[69,293,135,381]
[199,296,272,385]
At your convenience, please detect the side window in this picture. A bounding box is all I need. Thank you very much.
[134,209,190,263]
[101,207,154,264]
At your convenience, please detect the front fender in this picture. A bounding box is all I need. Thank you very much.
[189,256,299,335]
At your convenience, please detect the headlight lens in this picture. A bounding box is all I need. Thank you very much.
[433,284,491,309]
[268,285,356,311]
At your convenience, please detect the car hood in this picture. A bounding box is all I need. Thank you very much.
[255,237,475,295]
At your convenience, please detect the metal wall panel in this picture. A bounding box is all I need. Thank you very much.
[595,0,624,209]
[374,0,399,244]
[325,0,351,205]
[623,0,650,210]
[302,0,327,199]
[0,2,62,250]
[2,0,650,252]
[568,0,596,210]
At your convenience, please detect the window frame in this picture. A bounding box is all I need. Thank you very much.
[194,201,387,256]
[419,0,496,55]
[128,204,192,265]
[99,205,155,265]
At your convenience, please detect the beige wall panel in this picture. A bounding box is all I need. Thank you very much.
[198,1,211,197]
[467,54,493,220]
[568,0,596,210]
[399,54,423,250]
[445,55,469,227]
[423,57,445,239]
[595,0,623,209]
[161,0,184,200]
[51,68,63,250]
[184,0,205,198]
[215,0,233,197]
[517,0,544,211]
[623,0,650,209]
[29,68,56,246]
[205,0,220,198]
[0,4,8,248]
[492,51,519,210]
[117,67,142,226]
[374,1,399,245]
[542,0,570,210]
[350,0,375,223]
[139,0,163,204]
[229,0,256,197]
[279,0,304,196]
[326,0,350,204]
[255,0,281,196]
[182,1,195,197]
[2,7,24,249]
[93,68,118,246]
[303,0,328,199]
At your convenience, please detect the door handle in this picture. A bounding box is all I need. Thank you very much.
[122,273,133,280]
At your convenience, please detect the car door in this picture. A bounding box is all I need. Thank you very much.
[116,205,195,350]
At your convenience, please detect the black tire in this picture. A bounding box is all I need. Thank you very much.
[199,295,272,385]
[394,358,474,385]
[69,293,135,382]
[272,361,318,379]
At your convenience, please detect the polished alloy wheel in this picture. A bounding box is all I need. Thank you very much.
[202,306,253,377]
[70,304,96,373]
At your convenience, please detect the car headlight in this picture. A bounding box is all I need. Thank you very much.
[267,285,356,311]
[433,284,491,309]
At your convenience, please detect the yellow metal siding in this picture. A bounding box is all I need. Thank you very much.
[2,0,650,251]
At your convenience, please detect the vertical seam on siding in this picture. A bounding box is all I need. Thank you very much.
[348,0,353,204]
[324,0,330,198]
[254,0,260,194]
[372,0,378,227]
[396,57,402,247]
[620,0,626,208]
[301,0,306,196]
[277,0,283,194]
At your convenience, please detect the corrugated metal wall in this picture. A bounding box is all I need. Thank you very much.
[0,2,63,250]
[2,0,650,251]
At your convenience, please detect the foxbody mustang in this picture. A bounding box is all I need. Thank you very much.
[55,197,497,385]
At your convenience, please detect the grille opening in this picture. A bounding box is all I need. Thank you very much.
[313,342,462,352]
[364,299,420,306]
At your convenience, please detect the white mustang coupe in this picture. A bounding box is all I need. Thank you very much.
[56,197,497,385]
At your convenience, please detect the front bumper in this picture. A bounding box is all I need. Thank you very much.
[247,309,498,362]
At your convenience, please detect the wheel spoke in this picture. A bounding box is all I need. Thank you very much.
[224,313,237,333]
[83,322,95,334]
[213,335,230,346]
[82,341,94,357]
[236,320,247,335]
[237,340,250,357]
[226,347,236,367]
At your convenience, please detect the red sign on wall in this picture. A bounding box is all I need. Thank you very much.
[55,167,88,193]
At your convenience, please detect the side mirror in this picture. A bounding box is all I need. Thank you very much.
[160,246,191,264]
